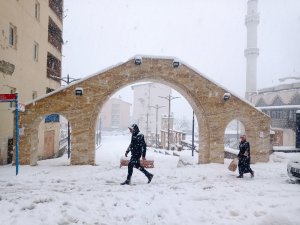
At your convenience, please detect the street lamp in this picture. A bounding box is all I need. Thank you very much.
[150,104,165,148]
[159,94,180,150]
[49,74,81,159]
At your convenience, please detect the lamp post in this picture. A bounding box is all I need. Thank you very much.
[150,104,165,148]
[236,120,239,147]
[159,94,180,150]
[49,74,80,159]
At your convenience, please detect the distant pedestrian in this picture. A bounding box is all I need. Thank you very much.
[121,124,154,185]
[237,135,254,178]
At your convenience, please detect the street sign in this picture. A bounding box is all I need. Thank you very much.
[0,94,17,101]
[0,93,19,175]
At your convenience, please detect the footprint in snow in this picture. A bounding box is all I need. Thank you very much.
[229,210,240,217]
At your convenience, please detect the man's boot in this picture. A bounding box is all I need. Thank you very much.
[147,174,154,183]
[120,180,130,185]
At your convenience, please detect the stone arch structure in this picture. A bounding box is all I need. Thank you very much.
[18,56,271,165]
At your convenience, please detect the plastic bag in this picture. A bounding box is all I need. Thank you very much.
[228,158,238,172]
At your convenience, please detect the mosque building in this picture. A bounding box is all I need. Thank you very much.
[244,0,300,147]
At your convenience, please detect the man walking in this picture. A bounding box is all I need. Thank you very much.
[121,124,154,185]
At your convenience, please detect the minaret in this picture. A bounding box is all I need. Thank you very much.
[245,0,259,101]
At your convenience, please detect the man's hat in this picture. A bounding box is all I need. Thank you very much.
[128,124,138,131]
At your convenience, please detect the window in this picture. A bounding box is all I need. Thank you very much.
[111,104,120,114]
[46,52,61,80]
[9,24,17,47]
[45,114,60,123]
[48,17,63,52]
[111,115,120,128]
[32,91,37,100]
[33,42,39,61]
[34,1,40,20]
[289,110,297,122]
[49,0,63,21]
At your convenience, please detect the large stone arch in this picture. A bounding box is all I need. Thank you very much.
[18,56,271,165]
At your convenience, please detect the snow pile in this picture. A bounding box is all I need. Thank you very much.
[177,155,196,167]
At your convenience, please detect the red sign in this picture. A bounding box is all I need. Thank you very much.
[0,94,16,101]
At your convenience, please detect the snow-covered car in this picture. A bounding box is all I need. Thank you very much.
[287,156,300,182]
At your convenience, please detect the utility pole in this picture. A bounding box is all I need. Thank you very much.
[192,111,195,156]
[150,104,165,148]
[237,120,239,147]
[146,112,149,143]
[159,94,180,150]
[49,74,80,159]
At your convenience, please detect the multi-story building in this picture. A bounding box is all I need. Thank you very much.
[131,82,170,143]
[0,0,63,164]
[251,77,300,146]
[100,97,131,131]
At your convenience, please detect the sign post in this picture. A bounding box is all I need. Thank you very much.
[15,93,19,175]
[0,93,19,175]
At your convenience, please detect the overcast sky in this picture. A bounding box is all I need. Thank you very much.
[62,0,300,119]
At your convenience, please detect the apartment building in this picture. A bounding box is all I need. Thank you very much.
[100,97,131,131]
[131,83,170,141]
[0,0,63,164]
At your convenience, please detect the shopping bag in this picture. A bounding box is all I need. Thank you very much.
[228,158,238,172]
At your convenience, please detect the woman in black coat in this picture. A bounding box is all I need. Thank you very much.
[237,135,254,178]
[121,124,154,185]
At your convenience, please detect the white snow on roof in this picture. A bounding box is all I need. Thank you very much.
[258,105,300,110]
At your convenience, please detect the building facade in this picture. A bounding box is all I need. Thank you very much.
[0,0,63,164]
[100,97,131,131]
[251,78,300,146]
[131,82,170,142]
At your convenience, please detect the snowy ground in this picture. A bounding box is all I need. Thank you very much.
[1,134,300,225]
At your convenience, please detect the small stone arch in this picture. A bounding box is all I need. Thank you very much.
[18,56,271,165]
[224,119,245,149]
[26,112,72,166]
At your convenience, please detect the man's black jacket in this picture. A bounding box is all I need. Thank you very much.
[126,124,147,159]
